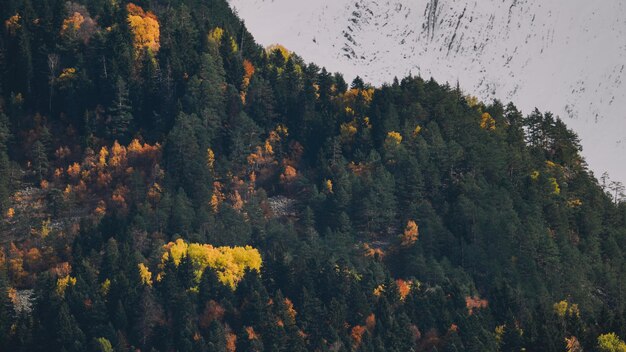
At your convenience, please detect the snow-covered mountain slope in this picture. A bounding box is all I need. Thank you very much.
[228,0,626,184]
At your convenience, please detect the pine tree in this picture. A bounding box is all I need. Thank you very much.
[107,77,133,142]
[31,140,48,182]
[0,112,10,210]
[0,268,14,347]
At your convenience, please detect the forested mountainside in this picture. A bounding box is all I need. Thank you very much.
[227,0,626,190]
[0,0,626,351]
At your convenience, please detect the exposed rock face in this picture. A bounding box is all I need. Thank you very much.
[229,0,626,184]
[267,196,297,218]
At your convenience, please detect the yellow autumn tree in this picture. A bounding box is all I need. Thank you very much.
[412,125,422,137]
[208,27,238,51]
[480,112,496,131]
[598,333,626,352]
[206,148,215,172]
[127,3,160,54]
[386,131,403,145]
[266,44,290,62]
[554,300,580,318]
[161,239,262,289]
[400,220,419,247]
[138,263,153,286]
[324,179,333,194]
[340,121,358,142]
[61,12,85,34]
[56,275,77,296]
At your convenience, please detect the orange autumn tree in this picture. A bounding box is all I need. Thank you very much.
[400,220,419,247]
[466,295,489,315]
[54,139,162,217]
[240,59,255,103]
[60,3,98,43]
[127,3,160,54]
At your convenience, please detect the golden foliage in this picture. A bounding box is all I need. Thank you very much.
[206,148,215,172]
[54,139,162,216]
[6,208,15,219]
[40,218,52,238]
[208,27,224,44]
[98,147,109,167]
[276,124,289,137]
[324,179,333,194]
[67,162,81,179]
[61,12,84,33]
[598,333,626,352]
[161,239,262,289]
[58,68,77,81]
[109,141,126,168]
[340,122,358,142]
[127,3,160,54]
[549,177,561,195]
[480,112,496,131]
[568,199,583,208]
[138,263,153,286]
[530,170,540,181]
[412,125,422,137]
[56,275,77,296]
[63,185,72,199]
[210,182,226,213]
[495,324,505,345]
[60,4,98,42]
[400,220,419,247]
[343,88,374,105]
[466,95,480,108]
[100,278,111,297]
[373,284,385,297]
[266,44,290,61]
[386,131,403,145]
[554,300,580,318]
[208,27,237,51]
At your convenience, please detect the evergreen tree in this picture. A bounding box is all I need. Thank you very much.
[107,77,133,142]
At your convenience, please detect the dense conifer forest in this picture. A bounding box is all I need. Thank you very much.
[1,0,626,351]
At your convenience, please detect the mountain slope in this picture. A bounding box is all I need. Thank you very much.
[228,0,626,185]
